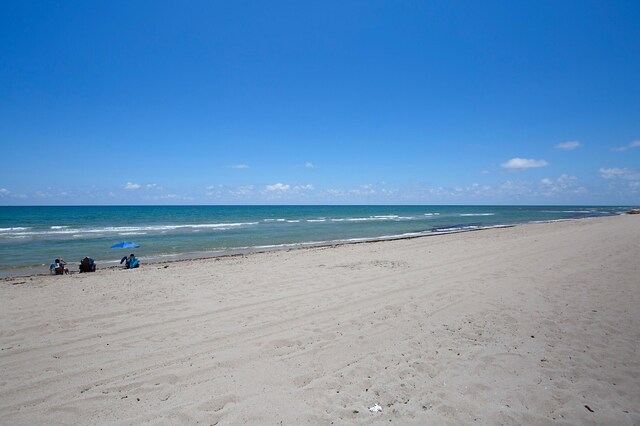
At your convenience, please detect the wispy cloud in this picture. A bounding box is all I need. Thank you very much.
[0,188,10,197]
[539,175,586,196]
[555,141,581,150]
[304,162,314,168]
[501,158,549,170]
[137,193,196,202]
[124,182,141,190]
[612,140,640,152]
[294,184,314,190]
[499,180,533,195]
[227,164,250,169]
[207,184,256,198]
[154,194,193,200]
[599,167,640,180]
[230,185,255,196]
[265,183,290,191]
[33,190,69,199]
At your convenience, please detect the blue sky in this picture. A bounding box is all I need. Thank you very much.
[1,1,639,205]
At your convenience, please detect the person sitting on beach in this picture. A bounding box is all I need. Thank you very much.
[120,254,140,269]
[79,257,96,273]
[49,258,69,275]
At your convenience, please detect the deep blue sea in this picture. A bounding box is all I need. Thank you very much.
[0,205,632,276]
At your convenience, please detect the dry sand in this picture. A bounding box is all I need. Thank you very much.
[1,215,639,425]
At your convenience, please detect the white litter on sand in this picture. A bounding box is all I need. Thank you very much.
[369,403,383,413]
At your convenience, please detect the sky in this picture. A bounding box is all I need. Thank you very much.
[1,0,639,205]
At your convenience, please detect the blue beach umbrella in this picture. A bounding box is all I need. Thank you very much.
[110,241,140,249]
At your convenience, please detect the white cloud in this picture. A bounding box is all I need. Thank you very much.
[612,140,640,152]
[501,158,549,170]
[124,182,141,190]
[326,188,345,196]
[539,174,586,196]
[229,185,255,196]
[227,164,249,169]
[266,183,290,191]
[555,141,581,150]
[33,190,64,198]
[599,167,640,180]
[147,193,195,201]
[0,188,9,196]
[294,184,314,191]
[146,183,158,189]
[500,180,531,193]
[540,178,553,185]
[305,162,314,168]
[337,184,377,196]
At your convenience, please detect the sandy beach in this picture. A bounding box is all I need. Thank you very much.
[0,215,638,425]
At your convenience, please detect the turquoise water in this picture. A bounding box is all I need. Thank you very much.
[0,205,631,276]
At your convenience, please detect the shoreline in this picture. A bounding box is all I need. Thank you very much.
[1,214,638,424]
[5,225,516,279]
[0,213,624,279]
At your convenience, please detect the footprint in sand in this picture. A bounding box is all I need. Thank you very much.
[198,393,238,412]
[293,374,314,388]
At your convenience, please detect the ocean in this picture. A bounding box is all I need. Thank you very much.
[0,205,631,276]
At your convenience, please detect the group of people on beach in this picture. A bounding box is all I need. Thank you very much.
[49,254,140,275]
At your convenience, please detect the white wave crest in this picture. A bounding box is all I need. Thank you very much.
[0,227,31,232]
[331,216,412,223]
[0,222,260,237]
